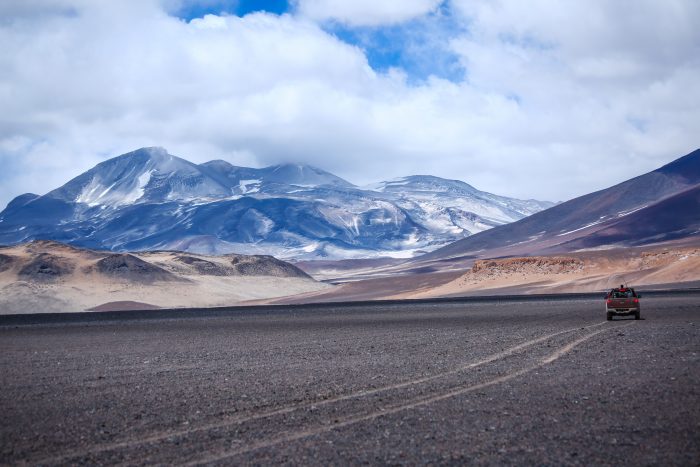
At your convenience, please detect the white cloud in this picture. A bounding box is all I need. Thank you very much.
[0,0,699,211]
[446,0,700,193]
[295,0,442,26]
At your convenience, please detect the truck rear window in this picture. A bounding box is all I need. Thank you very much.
[612,291,635,298]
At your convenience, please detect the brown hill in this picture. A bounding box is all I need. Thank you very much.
[95,253,181,283]
[0,241,328,314]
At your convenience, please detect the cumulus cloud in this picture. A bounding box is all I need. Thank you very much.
[447,0,700,191]
[295,0,442,26]
[0,0,698,210]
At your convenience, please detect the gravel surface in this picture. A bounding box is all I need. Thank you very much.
[0,294,698,465]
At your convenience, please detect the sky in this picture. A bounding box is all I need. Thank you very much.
[1,0,699,209]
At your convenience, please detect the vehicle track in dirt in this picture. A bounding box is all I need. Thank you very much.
[184,324,619,466]
[37,321,612,465]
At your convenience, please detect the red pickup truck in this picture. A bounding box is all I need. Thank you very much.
[605,286,641,320]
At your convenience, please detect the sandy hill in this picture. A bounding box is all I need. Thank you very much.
[396,243,700,299]
[0,241,329,314]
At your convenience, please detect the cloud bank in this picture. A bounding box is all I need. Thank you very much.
[0,0,698,209]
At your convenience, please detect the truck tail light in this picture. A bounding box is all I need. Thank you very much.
[634,298,639,303]
[606,299,612,305]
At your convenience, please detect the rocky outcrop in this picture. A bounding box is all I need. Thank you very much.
[640,248,700,269]
[228,255,311,278]
[18,253,75,281]
[469,257,584,277]
[95,254,180,283]
[175,255,230,276]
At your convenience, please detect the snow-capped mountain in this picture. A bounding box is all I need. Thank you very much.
[0,147,554,259]
[369,175,551,235]
[49,147,234,205]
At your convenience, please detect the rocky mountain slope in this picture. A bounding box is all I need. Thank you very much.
[0,147,553,259]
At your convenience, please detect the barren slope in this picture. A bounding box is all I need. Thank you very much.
[401,245,700,299]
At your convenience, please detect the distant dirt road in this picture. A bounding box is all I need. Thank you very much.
[1,293,698,465]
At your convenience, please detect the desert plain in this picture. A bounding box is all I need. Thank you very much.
[1,293,698,465]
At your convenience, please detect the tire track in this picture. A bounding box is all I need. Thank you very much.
[37,321,613,465]
[185,324,625,466]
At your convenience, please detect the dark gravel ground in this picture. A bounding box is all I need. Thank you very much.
[0,293,698,465]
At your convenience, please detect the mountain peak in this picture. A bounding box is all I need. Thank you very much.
[46,147,231,207]
[113,146,169,162]
[263,163,355,187]
[200,159,235,170]
[270,162,317,171]
[113,146,185,167]
[136,146,168,156]
[368,175,478,194]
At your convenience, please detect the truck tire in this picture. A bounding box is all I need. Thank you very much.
[607,312,613,321]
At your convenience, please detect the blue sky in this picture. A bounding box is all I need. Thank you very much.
[329,10,465,84]
[173,0,463,83]
[174,0,290,19]
[0,0,698,209]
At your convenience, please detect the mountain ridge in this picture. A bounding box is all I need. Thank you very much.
[0,147,553,259]
[420,148,700,262]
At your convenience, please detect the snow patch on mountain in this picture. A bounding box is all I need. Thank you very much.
[365,177,411,192]
[128,170,154,204]
[239,179,261,194]
[75,168,154,207]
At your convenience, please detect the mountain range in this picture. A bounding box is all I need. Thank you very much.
[0,147,553,259]
[273,148,700,303]
[420,148,700,263]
